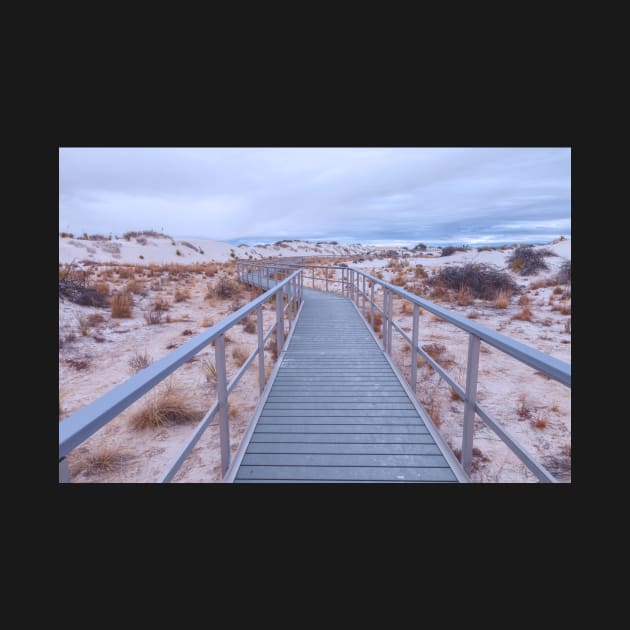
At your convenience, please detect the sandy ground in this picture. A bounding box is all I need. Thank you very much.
[59,260,286,482]
[59,237,571,483]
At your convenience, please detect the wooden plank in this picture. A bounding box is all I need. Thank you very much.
[254,424,429,433]
[250,433,436,443]
[259,409,419,417]
[246,442,442,454]
[236,466,457,482]
[242,453,450,467]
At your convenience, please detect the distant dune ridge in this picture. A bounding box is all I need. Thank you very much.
[58,235,375,265]
[58,233,570,266]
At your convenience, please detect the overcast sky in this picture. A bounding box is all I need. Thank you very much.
[59,147,571,246]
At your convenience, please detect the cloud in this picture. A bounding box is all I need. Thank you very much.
[59,147,571,244]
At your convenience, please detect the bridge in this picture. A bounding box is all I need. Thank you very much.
[59,260,571,483]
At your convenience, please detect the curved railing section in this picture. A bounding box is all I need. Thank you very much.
[237,260,571,483]
[59,268,303,483]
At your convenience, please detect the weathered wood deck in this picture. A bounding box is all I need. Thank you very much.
[232,284,464,482]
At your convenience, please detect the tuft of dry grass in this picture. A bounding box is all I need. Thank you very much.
[129,351,152,372]
[130,382,202,429]
[372,312,383,333]
[391,273,407,286]
[512,305,533,321]
[94,282,110,295]
[456,285,472,306]
[229,403,241,421]
[242,317,257,334]
[493,291,510,309]
[467,310,480,319]
[232,345,249,367]
[550,402,560,413]
[450,388,463,401]
[66,358,90,370]
[560,301,571,315]
[76,315,90,336]
[202,316,214,328]
[144,309,163,325]
[400,301,410,314]
[111,290,133,318]
[516,394,532,420]
[517,294,530,306]
[153,297,171,312]
[553,286,563,295]
[533,415,548,429]
[82,447,131,475]
[174,288,190,302]
[202,359,217,385]
[126,279,145,294]
[87,313,105,326]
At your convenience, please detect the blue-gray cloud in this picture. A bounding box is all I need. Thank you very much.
[59,147,571,245]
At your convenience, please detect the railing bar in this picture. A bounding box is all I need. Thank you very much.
[157,402,219,483]
[474,404,557,483]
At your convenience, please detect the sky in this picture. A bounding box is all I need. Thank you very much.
[59,147,571,246]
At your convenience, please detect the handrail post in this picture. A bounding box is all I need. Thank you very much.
[312,267,315,289]
[276,288,285,354]
[215,334,230,476]
[383,287,389,352]
[387,289,393,354]
[257,305,265,393]
[410,304,419,392]
[462,334,481,475]
[287,279,293,328]
[59,457,69,483]
[370,281,374,327]
[326,269,328,293]
[362,275,366,316]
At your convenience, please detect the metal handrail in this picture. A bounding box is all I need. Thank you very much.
[59,266,304,483]
[236,259,571,482]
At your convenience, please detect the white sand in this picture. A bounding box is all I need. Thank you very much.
[59,237,571,483]
[59,234,375,265]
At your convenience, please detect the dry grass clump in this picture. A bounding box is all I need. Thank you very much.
[533,414,548,429]
[517,294,530,306]
[76,315,90,336]
[242,317,257,334]
[553,286,563,295]
[372,312,383,333]
[111,290,133,318]
[493,291,510,309]
[430,264,518,300]
[456,286,472,306]
[129,351,152,372]
[126,279,145,295]
[467,310,480,319]
[66,357,91,370]
[87,313,105,326]
[415,264,428,279]
[94,282,110,295]
[202,359,217,385]
[391,273,407,286]
[117,266,135,279]
[130,382,202,429]
[422,343,448,363]
[202,316,214,328]
[560,301,571,315]
[153,296,171,311]
[174,288,190,302]
[145,309,163,324]
[512,306,533,321]
[82,447,131,475]
[207,277,241,299]
[232,345,249,367]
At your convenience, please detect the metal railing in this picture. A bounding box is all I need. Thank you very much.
[59,267,303,483]
[236,260,571,482]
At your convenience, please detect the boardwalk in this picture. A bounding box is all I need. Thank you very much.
[232,286,464,482]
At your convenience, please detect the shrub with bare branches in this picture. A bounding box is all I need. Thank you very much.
[429,264,518,300]
[507,246,549,275]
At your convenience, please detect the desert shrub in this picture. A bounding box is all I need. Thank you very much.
[59,265,109,307]
[124,230,172,240]
[144,309,163,325]
[135,236,148,245]
[111,290,133,318]
[429,264,519,300]
[555,260,571,285]
[59,232,74,238]
[87,313,105,326]
[180,241,199,252]
[126,279,145,295]
[440,246,457,256]
[415,264,428,279]
[210,277,240,299]
[175,249,182,256]
[391,273,407,286]
[507,246,549,275]
[413,243,427,251]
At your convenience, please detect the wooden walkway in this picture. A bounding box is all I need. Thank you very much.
[232,284,463,482]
